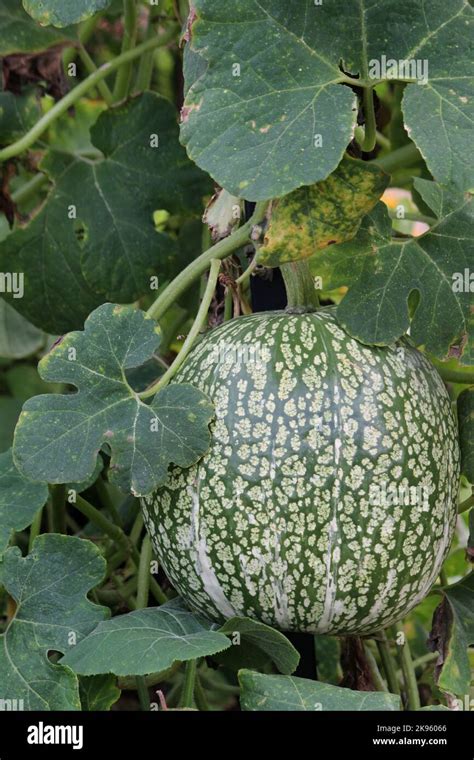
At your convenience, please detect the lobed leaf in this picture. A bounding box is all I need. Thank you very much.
[309,182,473,361]
[181,0,473,200]
[0,93,211,334]
[13,303,214,496]
[0,534,108,710]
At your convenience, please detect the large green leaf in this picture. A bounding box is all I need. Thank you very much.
[238,671,401,711]
[0,534,108,710]
[217,617,299,674]
[181,0,473,200]
[0,300,44,359]
[257,157,389,267]
[0,448,48,556]
[428,573,474,696]
[458,388,474,482]
[309,183,473,361]
[0,0,76,55]
[13,303,214,496]
[0,93,210,334]
[23,0,111,28]
[61,599,231,676]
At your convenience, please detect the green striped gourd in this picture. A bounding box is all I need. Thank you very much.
[142,307,459,635]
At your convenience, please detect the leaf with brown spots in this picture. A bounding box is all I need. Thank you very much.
[428,573,474,697]
[13,303,214,496]
[257,157,389,267]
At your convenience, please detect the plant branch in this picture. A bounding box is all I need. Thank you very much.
[429,358,474,385]
[364,643,388,692]
[459,494,474,514]
[113,0,139,102]
[78,45,114,105]
[399,633,421,710]
[376,631,401,695]
[146,201,269,322]
[372,142,421,173]
[180,659,197,708]
[0,33,173,163]
[361,87,377,153]
[140,259,221,398]
[50,484,66,534]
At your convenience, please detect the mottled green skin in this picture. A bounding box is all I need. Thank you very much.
[142,308,459,635]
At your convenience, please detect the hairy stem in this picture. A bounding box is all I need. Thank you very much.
[147,202,268,322]
[0,33,173,162]
[140,259,221,398]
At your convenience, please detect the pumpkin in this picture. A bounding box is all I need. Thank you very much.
[142,307,459,635]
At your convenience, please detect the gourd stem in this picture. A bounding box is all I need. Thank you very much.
[180,659,197,708]
[147,201,268,322]
[140,259,221,399]
[280,260,320,311]
[361,87,377,153]
[376,631,401,695]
